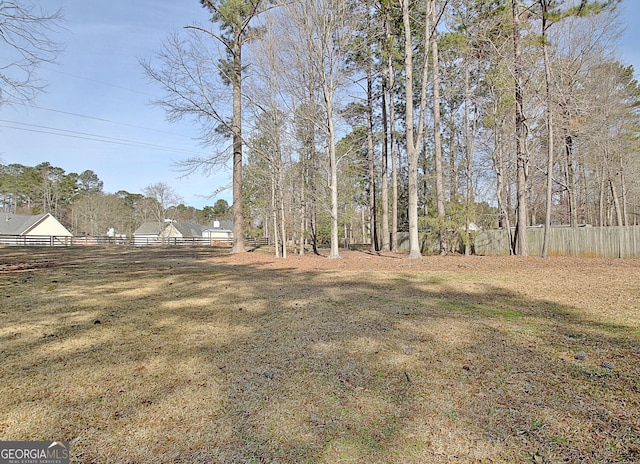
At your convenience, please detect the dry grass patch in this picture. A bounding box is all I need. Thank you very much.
[0,247,638,463]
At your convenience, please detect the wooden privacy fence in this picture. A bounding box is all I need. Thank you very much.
[474,226,640,258]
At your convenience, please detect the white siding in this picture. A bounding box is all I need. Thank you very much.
[27,216,73,236]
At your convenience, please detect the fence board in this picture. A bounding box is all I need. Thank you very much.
[0,235,73,246]
[475,226,640,258]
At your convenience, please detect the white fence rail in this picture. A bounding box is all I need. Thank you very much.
[0,235,270,248]
[0,235,73,246]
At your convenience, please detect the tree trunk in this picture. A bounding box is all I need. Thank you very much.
[279,179,287,258]
[610,177,623,227]
[449,107,457,202]
[598,164,606,226]
[493,124,514,254]
[299,165,306,255]
[367,64,378,252]
[385,4,398,253]
[380,68,390,252]
[541,3,554,258]
[232,40,246,253]
[271,175,280,258]
[326,94,340,259]
[564,131,578,227]
[512,0,529,256]
[463,55,474,256]
[431,0,447,255]
[620,160,628,226]
[402,0,421,258]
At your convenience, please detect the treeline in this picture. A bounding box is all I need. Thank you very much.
[0,162,231,236]
[143,0,639,257]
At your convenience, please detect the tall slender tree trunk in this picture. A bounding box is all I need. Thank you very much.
[620,160,628,226]
[541,3,554,258]
[367,64,378,252]
[384,3,398,252]
[232,40,246,253]
[279,180,287,258]
[604,147,623,227]
[402,0,421,258]
[271,175,280,257]
[610,178,623,227]
[390,106,399,253]
[598,164,606,226]
[564,131,578,227]
[299,164,306,255]
[431,0,446,255]
[381,70,390,252]
[326,92,340,258]
[493,123,514,254]
[512,0,529,256]
[463,55,474,256]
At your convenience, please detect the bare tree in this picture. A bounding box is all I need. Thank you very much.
[141,0,267,253]
[271,0,361,258]
[401,0,432,258]
[142,182,183,239]
[0,0,63,106]
[539,0,620,257]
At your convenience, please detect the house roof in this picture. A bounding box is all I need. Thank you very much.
[171,221,205,237]
[209,219,233,230]
[133,222,166,235]
[133,220,207,237]
[0,213,49,235]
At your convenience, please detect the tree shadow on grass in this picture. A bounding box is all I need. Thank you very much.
[0,248,638,463]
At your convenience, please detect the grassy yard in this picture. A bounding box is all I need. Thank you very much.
[0,247,638,463]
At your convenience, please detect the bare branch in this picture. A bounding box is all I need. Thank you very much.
[0,0,63,106]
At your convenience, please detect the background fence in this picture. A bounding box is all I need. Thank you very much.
[0,235,269,248]
[0,235,74,246]
[474,226,640,258]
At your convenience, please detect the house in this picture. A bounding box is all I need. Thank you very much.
[132,219,234,245]
[202,219,233,243]
[161,221,205,240]
[132,221,167,245]
[0,212,73,246]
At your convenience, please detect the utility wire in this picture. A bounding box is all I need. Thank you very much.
[0,120,208,156]
[24,104,193,138]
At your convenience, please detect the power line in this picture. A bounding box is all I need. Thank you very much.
[0,120,208,156]
[25,104,193,138]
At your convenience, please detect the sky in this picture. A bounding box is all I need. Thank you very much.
[0,0,224,209]
[1,0,640,210]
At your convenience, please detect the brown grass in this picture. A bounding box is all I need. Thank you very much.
[0,247,638,463]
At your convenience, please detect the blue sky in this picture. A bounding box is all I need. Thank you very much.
[0,0,224,209]
[1,0,639,210]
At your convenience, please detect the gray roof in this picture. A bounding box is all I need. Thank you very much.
[0,213,49,235]
[171,221,205,237]
[209,219,233,230]
[133,222,166,236]
[133,220,206,237]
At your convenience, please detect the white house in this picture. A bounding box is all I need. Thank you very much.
[0,213,73,245]
[133,219,234,245]
[202,220,233,243]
